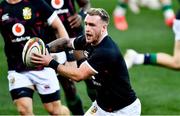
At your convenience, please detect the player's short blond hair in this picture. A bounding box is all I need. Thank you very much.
[87,8,110,25]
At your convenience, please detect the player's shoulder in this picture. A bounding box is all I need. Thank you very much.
[96,41,118,56]
[95,47,115,59]
[0,1,7,16]
[0,0,6,7]
[29,0,46,6]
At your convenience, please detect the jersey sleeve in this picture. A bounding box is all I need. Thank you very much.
[73,35,87,50]
[37,0,57,25]
[87,49,113,74]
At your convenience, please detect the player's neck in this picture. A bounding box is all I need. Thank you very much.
[6,0,22,4]
[91,31,108,46]
[99,31,108,44]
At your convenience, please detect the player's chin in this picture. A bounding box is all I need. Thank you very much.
[86,38,93,44]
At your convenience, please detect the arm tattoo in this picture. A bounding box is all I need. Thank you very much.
[47,38,72,52]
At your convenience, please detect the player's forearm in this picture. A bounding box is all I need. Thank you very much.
[56,22,69,38]
[48,59,86,81]
[57,64,85,82]
[47,38,71,52]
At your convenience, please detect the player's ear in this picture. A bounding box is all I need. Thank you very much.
[101,23,107,33]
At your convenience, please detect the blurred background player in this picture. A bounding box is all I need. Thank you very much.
[124,5,180,70]
[44,0,96,115]
[0,0,70,115]
[113,0,175,31]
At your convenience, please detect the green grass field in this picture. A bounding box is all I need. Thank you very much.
[0,0,180,115]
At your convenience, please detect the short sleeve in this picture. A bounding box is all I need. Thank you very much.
[36,0,56,25]
[73,35,87,50]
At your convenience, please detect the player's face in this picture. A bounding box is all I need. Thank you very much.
[84,15,104,45]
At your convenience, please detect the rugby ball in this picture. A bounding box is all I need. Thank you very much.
[22,37,46,67]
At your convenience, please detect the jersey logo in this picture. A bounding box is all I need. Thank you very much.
[9,76,15,86]
[84,50,89,58]
[1,13,9,21]
[12,23,25,36]
[90,106,98,115]
[44,85,50,89]
[23,7,32,20]
[51,0,64,9]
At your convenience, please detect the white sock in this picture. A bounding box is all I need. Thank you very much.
[114,6,126,17]
[164,9,174,19]
[134,53,144,64]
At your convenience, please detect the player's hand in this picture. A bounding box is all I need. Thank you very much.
[31,50,53,67]
[68,13,82,28]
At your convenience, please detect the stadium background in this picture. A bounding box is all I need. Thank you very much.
[0,0,180,115]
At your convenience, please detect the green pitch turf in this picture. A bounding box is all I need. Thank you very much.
[0,0,180,115]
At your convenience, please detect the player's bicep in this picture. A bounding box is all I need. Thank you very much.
[50,15,69,38]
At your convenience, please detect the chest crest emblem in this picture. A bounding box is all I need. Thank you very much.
[23,7,32,20]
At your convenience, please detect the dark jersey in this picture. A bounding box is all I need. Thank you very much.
[0,0,56,71]
[176,0,180,19]
[44,0,83,38]
[176,10,180,20]
[74,35,137,112]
